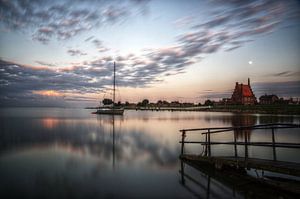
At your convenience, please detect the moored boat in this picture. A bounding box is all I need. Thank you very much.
[94,62,124,115]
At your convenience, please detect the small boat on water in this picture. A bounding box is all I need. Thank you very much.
[94,62,124,115]
[95,107,124,115]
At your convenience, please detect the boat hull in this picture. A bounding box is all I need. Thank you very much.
[94,108,124,115]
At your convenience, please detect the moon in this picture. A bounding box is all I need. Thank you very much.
[248,60,253,65]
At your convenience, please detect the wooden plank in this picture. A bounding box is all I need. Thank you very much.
[181,155,300,177]
[181,157,300,197]
[179,123,300,133]
[179,141,300,148]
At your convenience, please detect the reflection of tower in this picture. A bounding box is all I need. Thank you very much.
[232,114,257,141]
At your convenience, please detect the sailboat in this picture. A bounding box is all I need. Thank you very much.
[94,62,124,115]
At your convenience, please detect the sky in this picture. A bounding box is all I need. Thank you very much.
[0,0,300,107]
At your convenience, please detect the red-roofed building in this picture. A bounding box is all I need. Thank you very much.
[231,78,257,105]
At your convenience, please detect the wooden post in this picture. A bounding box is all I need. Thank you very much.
[180,160,185,185]
[234,130,237,158]
[205,133,208,156]
[244,130,248,166]
[206,176,211,199]
[208,129,211,157]
[272,128,277,161]
[181,130,186,155]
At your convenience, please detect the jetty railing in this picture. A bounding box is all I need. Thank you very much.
[180,123,300,162]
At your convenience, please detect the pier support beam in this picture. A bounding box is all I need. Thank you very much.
[181,130,186,155]
[272,128,277,161]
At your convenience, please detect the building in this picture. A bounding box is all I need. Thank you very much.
[231,78,257,105]
[259,94,279,105]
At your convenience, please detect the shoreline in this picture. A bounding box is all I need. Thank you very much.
[85,105,300,115]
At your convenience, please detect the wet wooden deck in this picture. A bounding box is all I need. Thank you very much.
[179,156,300,197]
[180,154,300,177]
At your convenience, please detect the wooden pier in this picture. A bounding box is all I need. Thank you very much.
[179,123,300,194]
[135,106,211,111]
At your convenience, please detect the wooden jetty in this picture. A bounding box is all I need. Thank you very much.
[179,123,300,195]
[135,106,211,111]
[179,157,300,198]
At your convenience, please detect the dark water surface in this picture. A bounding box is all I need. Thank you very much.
[0,108,299,198]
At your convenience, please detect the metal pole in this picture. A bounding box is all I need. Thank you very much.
[113,62,116,111]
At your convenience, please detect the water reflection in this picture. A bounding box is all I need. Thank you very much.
[180,159,242,199]
[179,159,298,199]
[42,118,60,129]
[0,109,299,198]
[232,114,257,140]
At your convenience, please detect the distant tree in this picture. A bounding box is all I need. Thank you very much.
[102,98,113,105]
[117,101,121,106]
[141,99,149,106]
[157,100,163,106]
[204,99,213,106]
[137,102,143,107]
[162,100,170,107]
[125,101,129,106]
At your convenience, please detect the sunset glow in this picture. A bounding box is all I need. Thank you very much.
[33,90,63,97]
[0,0,299,107]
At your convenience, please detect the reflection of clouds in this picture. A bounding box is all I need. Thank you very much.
[122,131,178,167]
[1,111,298,168]
[0,116,178,169]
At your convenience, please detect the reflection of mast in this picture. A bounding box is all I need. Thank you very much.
[112,115,115,170]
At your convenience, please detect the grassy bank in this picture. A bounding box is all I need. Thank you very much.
[209,104,300,115]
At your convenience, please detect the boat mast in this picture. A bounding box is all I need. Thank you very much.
[113,62,116,110]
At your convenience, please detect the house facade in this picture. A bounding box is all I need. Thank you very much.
[259,94,279,104]
[231,78,257,105]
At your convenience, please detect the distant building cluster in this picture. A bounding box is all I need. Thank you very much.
[259,94,279,105]
[213,78,299,106]
[100,78,299,108]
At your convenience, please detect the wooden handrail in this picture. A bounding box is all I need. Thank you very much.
[179,123,300,162]
[179,123,300,133]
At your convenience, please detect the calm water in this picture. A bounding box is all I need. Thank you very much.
[0,108,299,199]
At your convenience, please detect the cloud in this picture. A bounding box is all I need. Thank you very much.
[92,39,110,52]
[38,26,54,35]
[186,0,300,53]
[197,80,300,101]
[0,0,150,44]
[173,16,193,28]
[193,15,231,29]
[252,81,300,97]
[84,36,94,42]
[1,0,299,107]
[67,49,87,56]
[270,71,300,77]
[35,61,57,67]
[0,59,109,106]
[198,90,233,100]
[102,5,129,23]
